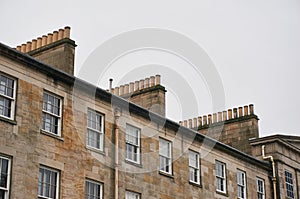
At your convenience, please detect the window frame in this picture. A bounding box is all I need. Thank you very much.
[0,156,11,199]
[125,190,141,199]
[38,166,60,199]
[86,108,105,152]
[237,169,247,199]
[215,160,227,194]
[85,179,103,199]
[0,73,16,120]
[285,170,295,199]
[41,91,63,136]
[159,138,172,175]
[125,124,141,164]
[256,177,265,199]
[188,150,200,185]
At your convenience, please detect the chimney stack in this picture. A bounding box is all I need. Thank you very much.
[109,75,166,117]
[15,26,76,75]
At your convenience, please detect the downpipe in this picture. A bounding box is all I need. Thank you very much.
[114,108,121,199]
[262,145,277,199]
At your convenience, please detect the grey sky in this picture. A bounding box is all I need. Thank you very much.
[1,1,300,137]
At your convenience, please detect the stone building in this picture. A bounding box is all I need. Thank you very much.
[0,27,299,199]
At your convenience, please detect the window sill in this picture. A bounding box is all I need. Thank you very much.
[159,171,174,179]
[0,116,17,125]
[86,146,106,156]
[40,130,64,141]
[125,159,143,168]
[216,190,228,197]
[39,196,54,199]
[189,181,202,188]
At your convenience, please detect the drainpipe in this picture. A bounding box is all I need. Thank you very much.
[114,108,121,199]
[262,145,277,199]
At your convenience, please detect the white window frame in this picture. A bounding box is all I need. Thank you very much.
[85,179,103,199]
[0,73,16,120]
[126,190,141,199]
[0,156,11,199]
[125,124,141,164]
[189,150,200,184]
[159,138,172,174]
[38,166,59,199]
[86,109,104,151]
[237,170,246,199]
[256,178,265,199]
[285,170,295,199]
[215,160,226,193]
[42,91,62,136]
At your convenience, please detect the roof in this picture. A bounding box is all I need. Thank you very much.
[250,134,300,153]
[0,42,271,170]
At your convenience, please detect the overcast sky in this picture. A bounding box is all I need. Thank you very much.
[1,1,300,137]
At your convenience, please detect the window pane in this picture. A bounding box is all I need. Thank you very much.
[216,162,221,177]
[159,139,172,173]
[87,129,101,149]
[0,75,14,98]
[126,125,140,163]
[189,151,198,168]
[85,180,102,199]
[42,92,61,135]
[285,171,294,198]
[7,88,13,98]
[0,190,4,199]
[126,125,139,145]
[0,97,11,117]
[126,191,140,199]
[189,150,200,183]
[43,93,61,116]
[216,161,226,192]
[0,158,9,188]
[87,110,103,133]
[42,112,59,134]
[159,139,170,157]
[39,167,58,199]
[256,178,265,199]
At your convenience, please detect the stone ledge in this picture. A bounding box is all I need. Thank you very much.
[125,159,143,168]
[216,190,229,197]
[189,181,202,188]
[159,171,174,179]
[0,116,17,125]
[86,146,106,156]
[40,129,64,141]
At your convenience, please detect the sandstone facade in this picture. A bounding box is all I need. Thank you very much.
[0,27,299,199]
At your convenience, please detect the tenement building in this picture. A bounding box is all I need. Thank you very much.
[0,27,299,199]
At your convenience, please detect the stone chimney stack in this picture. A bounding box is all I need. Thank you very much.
[111,74,166,117]
[179,104,259,155]
[15,26,76,76]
